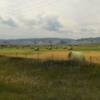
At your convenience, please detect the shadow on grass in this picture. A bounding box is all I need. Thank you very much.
[0,55,100,71]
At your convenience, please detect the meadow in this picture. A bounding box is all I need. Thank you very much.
[0,44,100,100]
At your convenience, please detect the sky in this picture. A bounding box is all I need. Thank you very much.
[0,0,100,39]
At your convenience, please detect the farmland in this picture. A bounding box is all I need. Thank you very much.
[0,56,100,100]
[0,44,100,63]
[0,44,100,99]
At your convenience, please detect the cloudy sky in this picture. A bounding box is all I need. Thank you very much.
[0,0,100,39]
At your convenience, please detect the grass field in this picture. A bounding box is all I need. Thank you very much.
[0,44,100,64]
[0,56,100,100]
[0,44,100,99]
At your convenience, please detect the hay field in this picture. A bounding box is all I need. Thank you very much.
[0,51,100,64]
[0,45,100,99]
[0,44,100,64]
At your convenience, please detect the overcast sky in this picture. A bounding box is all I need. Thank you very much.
[0,0,100,39]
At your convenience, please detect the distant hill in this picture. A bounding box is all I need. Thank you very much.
[0,37,100,45]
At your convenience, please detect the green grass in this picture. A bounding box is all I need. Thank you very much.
[73,45,100,51]
[0,56,100,100]
[0,44,100,54]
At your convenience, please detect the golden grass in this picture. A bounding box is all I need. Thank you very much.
[84,51,100,64]
[0,51,100,64]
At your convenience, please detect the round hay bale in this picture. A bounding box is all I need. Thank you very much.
[68,51,86,62]
[34,47,39,51]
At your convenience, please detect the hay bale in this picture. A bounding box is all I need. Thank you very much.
[68,51,86,62]
[34,47,39,51]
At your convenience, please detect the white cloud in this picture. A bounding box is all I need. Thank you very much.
[0,0,100,39]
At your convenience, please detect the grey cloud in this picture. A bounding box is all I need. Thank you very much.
[42,17,62,32]
[80,28,96,33]
[22,16,63,32]
[0,17,17,27]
